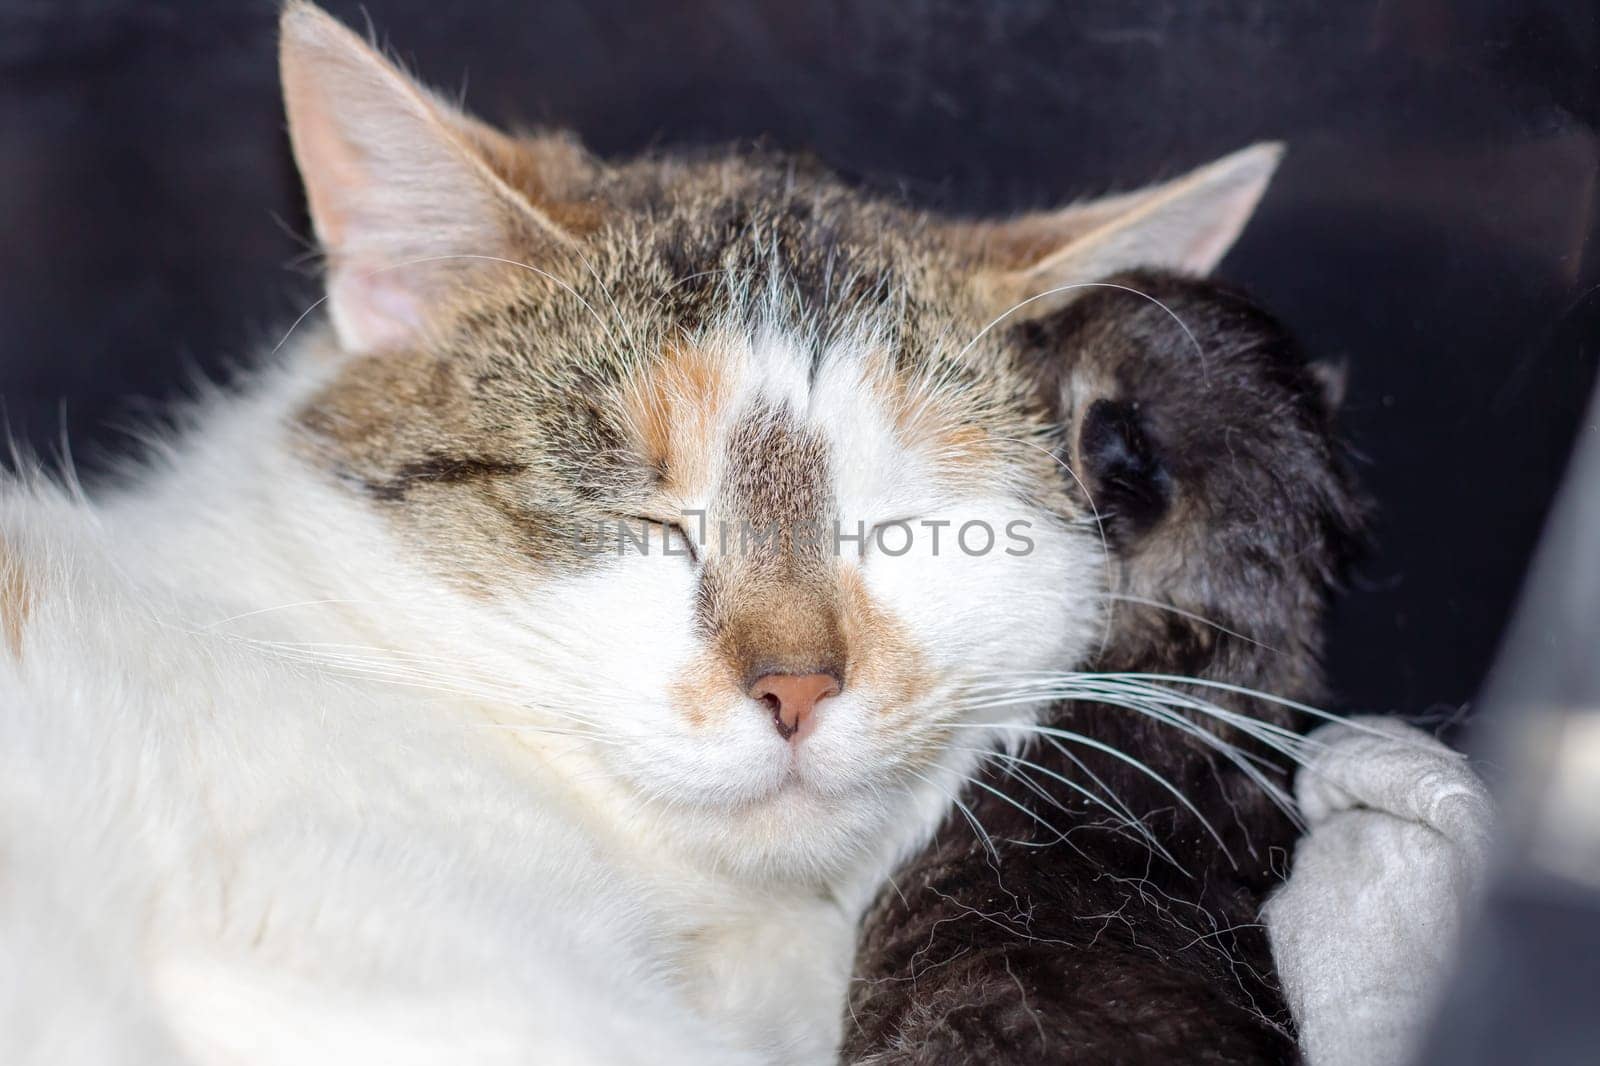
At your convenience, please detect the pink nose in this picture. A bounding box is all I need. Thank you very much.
[748,672,841,741]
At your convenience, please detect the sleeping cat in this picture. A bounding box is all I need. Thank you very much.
[0,3,1445,1064]
[843,272,1366,1063]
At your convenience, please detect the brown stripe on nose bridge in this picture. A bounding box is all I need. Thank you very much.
[721,405,834,566]
[720,568,848,687]
[693,404,846,679]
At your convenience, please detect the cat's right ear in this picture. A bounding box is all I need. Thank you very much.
[956,143,1283,321]
[280,1,574,353]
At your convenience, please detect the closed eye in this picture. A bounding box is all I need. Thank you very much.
[861,516,922,561]
[620,514,700,564]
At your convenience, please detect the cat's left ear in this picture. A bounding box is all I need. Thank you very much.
[959,143,1282,318]
[280,1,576,353]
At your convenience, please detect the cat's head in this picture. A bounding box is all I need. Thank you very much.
[279,2,1282,879]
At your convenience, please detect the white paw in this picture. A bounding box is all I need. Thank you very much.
[1264,716,1494,1066]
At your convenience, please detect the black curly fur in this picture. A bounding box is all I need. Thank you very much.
[843,272,1368,1065]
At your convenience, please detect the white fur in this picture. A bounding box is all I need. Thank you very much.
[0,319,1104,1064]
[1263,717,1494,1066]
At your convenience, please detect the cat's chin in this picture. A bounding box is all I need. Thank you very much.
[656,768,924,884]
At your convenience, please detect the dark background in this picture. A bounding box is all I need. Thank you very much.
[2,0,1597,720]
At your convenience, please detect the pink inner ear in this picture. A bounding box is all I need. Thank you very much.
[329,267,429,353]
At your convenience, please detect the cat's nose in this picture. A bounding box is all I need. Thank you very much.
[748,672,840,741]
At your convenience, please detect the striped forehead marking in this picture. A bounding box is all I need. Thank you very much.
[720,405,834,562]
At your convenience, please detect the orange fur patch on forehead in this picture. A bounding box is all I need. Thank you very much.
[620,341,734,498]
[875,368,1008,492]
